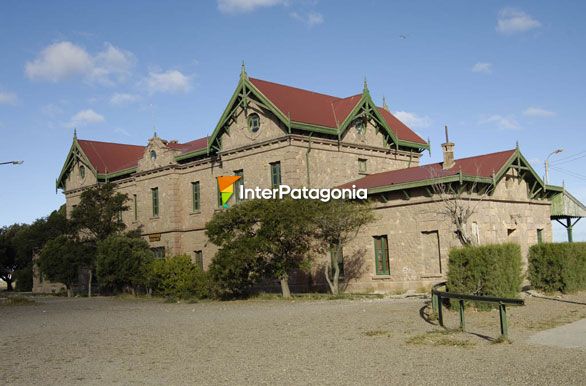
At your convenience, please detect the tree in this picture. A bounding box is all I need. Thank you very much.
[69,183,130,295]
[206,199,317,299]
[70,183,129,241]
[96,235,154,294]
[0,224,26,291]
[38,235,92,297]
[312,200,375,295]
[430,172,493,246]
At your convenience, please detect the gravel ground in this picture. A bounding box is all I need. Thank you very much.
[1,292,585,385]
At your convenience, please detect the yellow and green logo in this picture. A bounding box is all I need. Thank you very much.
[217,176,242,208]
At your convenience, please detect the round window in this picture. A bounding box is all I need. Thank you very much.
[150,150,157,161]
[79,165,85,179]
[248,113,260,133]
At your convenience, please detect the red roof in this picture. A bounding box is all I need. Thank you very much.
[341,149,516,190]
[77,137,208,174]
[249,77,426,145]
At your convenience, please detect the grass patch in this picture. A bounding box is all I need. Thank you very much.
[406,330,475,347]
[0,296,36,306]
[250,292,385,301]
[526,310,586,331]
[364,329,391,337]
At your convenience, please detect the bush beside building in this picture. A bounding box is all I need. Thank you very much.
[529,242,586,293]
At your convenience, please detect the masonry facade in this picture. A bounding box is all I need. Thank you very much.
[49,68,561,294]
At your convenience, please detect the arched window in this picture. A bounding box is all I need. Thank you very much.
[79,165,85,178]
[248,113,260,133]
[150,150,157,161]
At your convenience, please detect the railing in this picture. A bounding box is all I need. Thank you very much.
[431,282,524,340]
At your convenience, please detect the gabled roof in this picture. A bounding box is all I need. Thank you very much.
[248,77,426,146]
[77,140,145,174]
[551,190,586,218]
[342,149,516,190]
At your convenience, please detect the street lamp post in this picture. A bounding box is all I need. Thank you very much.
[544,149,563,185]
[0,160,24,166]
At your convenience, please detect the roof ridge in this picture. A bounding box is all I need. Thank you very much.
[78,138,144,148]
[250,77,352,100]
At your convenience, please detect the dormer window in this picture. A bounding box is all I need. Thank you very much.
[150,150,157,161]
[248,113,260,133]
[79,165,85,179]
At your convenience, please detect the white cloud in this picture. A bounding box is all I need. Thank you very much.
[394,111,432,129]
[496,8,541,34]
[0,91,18,105]
[472,62,492,74]
[66,109,105,128]
[110,93,141,106]
[143,70,191,94]
[217,0,286,13]
[25,41,135,84]
[523,107,556,118]
[290,11,324,27]
[479,114,520,130]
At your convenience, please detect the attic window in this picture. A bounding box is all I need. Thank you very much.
[150,150,157,161]
[355,118,365,135]
[248,113,260,133]
[79,165,85,179]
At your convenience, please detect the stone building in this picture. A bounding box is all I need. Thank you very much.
[48,68,567,293]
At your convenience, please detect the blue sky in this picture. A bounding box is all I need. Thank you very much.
[0,0,585,240]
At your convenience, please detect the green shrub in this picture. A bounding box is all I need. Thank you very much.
[529,242,586,293]
[96,235,153,293]
[447,243,522,308]
[146,255,210,299]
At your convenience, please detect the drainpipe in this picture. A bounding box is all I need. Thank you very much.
[306,133,312,187]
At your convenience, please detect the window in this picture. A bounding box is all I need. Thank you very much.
[537,228,543,244]
[358,158,367,173]
[330,245,345,277]
[373,235,390,275]
[133,194,138,221]
[234,170,244,203]
[192,181,200,212]
[79,165,85,178]
[355,118,365,135]
[151,188,159,217]
[216,179,222,208]
[471,222,480,244]
[248,113,260,133]
[151,247,165,259]
[194,250,204,270]
[150,150,157,161]
[507,228,516,237]
[270,162,281,189]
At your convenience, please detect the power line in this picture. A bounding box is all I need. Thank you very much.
[550,150,586,165]
[550,166,586,181]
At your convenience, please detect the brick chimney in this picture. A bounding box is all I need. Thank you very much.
[441,125,455,170]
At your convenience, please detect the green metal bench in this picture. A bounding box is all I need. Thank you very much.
[431,282,525,340]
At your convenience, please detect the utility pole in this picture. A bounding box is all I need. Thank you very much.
[544,149,563,185]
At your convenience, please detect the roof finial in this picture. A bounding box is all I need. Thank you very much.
[363,76,369,93]
[516,140,519,150]
[241,61,247,79]
[382,96,389,111]
[73,128,77,139]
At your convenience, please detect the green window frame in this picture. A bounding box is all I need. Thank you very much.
[537,228,543,244]
[270,161,281,189]
[194,250,204,270]
[151,247,165,259]
[358,158,367,173]
[216,178,222,208]
[373,235,390,275]
[133,194,138,221]
[192,181,200,212]
[329,245,345,277]
[151,187,159,217]
[234,170,244,203]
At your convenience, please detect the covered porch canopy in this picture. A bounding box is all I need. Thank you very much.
[551,190,586,242]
